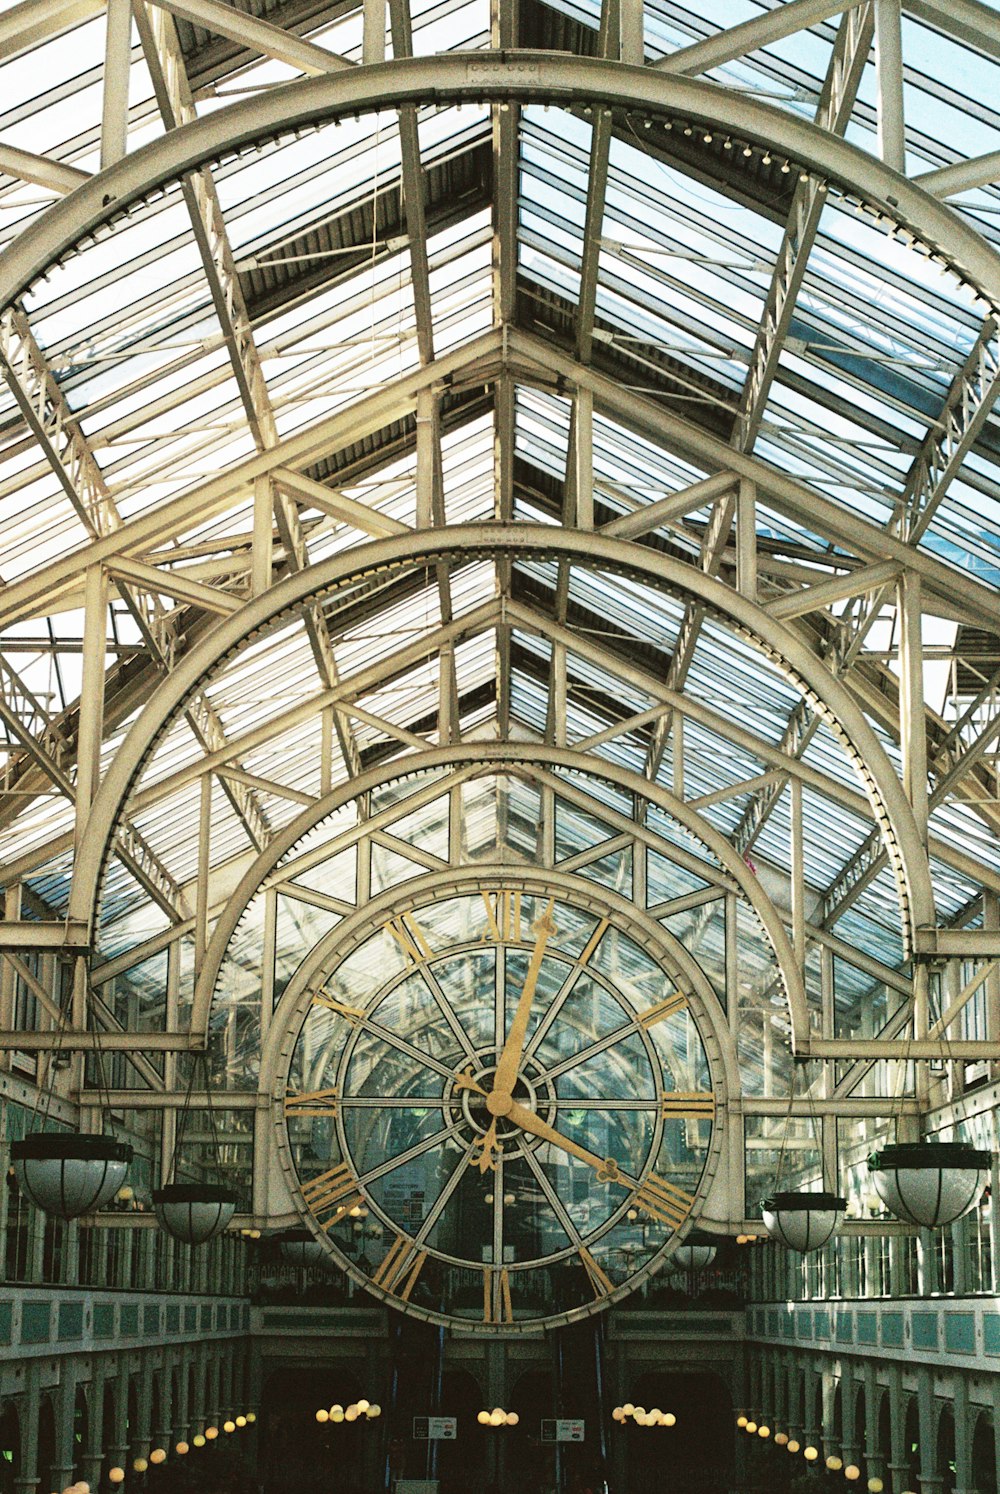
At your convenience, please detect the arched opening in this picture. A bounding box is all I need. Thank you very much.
[973,1411,997,1494]
[626,1369,732,1494]
[905,1397,921,1491]
[0,1402,19,1494]
[73,1386,88,1483]
[937,1404,956,1494]
[876,1388,892,1479]
[36,1394,55,1494]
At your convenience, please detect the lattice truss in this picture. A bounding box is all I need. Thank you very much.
[1,0,1000,1164]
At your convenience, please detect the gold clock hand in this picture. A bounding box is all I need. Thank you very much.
[503,1098,627,1186]
[490,898,556,1103]
[451,1070,488,1098]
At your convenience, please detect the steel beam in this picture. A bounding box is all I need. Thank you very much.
[0,145,90,195]
[144,0,353,73]
[0,922,89,950]
[0,1031,202,1050]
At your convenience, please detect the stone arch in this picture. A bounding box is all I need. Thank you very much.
[972,1409,997,1494]
[0,1399,19,1494]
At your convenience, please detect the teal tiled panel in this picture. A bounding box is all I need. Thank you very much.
[144,1305,160,1335]
[945,1313,976,1354]
[767,1309,779,1336]
[184,1305,197,1332]
[94,1304,115,1338]
[912,1312,938,1350]
[882,1312,904,1348]
[200,1304,212,1330]
[984,1315,1000,1355]
[797,1310,813,1340]
[836,1311,853,1343]
[782,1311,795,1339]
[21,1301,50,1343]
[58,1301,83,1340]
[814,1310,830,1340]
[856,1313,877,1346]
[166,1305,180,1334]
[0,1302,11,1344]
[120,1304,139,1337]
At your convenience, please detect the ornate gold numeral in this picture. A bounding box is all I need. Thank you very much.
[579,1246,613,1299]
[660,1091,715,1119]
[300,1164,360,1228]
[372,1234,427,1301]
[482,1266,514,1323]
[633,1174,694,1229]
[480,890,523,943]
[311,993,365,1026]
[638,993,687,1028]
[284,1088,340,1117]
[577,918,609,968]
[386,912,432,963]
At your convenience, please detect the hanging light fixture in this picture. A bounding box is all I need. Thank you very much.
[152,1182,237,1244]
[152,1052,237,1244]
[760,1190,847,1253]
[671,1229,719,1271]
[12,1133,133,1220]
[276,1227,330,1268]
[867,1143,992,1228]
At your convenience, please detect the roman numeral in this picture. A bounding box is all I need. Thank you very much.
[579,1247,613,1299]
[372,1234,427,1301]
[311,993,365,1026]
[638,993,687,1028]
[660,1091,715,1119]
[632,1174,695,1229]
[284,1088,339,1117]
[480,890,523,943]
[483,1266,513,1323]
[386,913,432,963]
[300,1164,360,1227]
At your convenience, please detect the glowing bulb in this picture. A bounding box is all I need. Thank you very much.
[149,1449,166,1464]
[331,1410,344,1424]
[345,1407,359,1422]
[649,1409,661,1423]
[246,1414,256,1425]
[634,1407,646,1420]
[316,1410,329,1423]
[478,1411,491,1426]
[176,1443,189,1455]
[623,1403,635,1416]
[367,1405,382,1419]
[745,1422,757,1435]
[775,1433,788,1446]
[506,1412,518,1427]
[827,1456,843,1471]
[109,1473,125,1487]
[804,1446,818,1461]
[236,1416,247,1428]
[223,1421,235,1434]
[193,1435,206,1448]
[868,1482,884,1493]
[664,1413,676,1427]
[490,1412,505,1427]
[845,1468,861,1482]
[787,1440,800,1454]
[758,1426,770,1439]
[357,1400,370,1413]
[133,1459,148,1474]
[737,1416,748,1428]
[205,1427,219,1440]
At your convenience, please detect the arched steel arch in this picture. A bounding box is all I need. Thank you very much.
[1,54,999,314]
[68,526,937,974]
[193,745,797,1055]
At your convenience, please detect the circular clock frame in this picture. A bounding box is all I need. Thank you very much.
[272,868,730,1332]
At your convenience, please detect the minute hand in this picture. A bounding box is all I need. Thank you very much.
[490,899,556,1099]
[504,1099,630,1186]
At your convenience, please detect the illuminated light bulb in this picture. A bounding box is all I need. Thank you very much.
[117,1187,134,1202]
[664,1414,676,1428]
[345,1407,359,1422]
[316,1410,329,1423]
[623,1403,635,1417]
[367,1405,381,1419]
[845,1468,861,1482]
[633,1407,646,1420]
[149,1449,167,1464]
[506,1413,518,1427]
[803,1446,819,1461]
[193,1435,206,1448]
[868,1482,884,1493]
[737,1416,748,1428]
[485,1195,494,1204]
[827,1456,843,1471]
[246,1414,256,1425]
[787,1440,800,1454]
[490,1412,505,1427]
[758,1426,770,1439]
[478,1411,491,1426]
[331,1410,344,1424]
[76,1483,91,1493]
[357,1400,370,1414]
[176,1443,189,1456]
[236,1416,247,1428]
[205,1427,219,1440]
[612,1409,624,1423]
[133,1459,148,1474]
[109,1473,125,1487]
[774,1433,788,1447]
[223,1421,235,1434]
[745,1422,757,1435]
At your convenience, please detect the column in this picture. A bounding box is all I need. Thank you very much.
[14,1368,40,1494]
[952,1376,975,1494]
[916,1368,943,1494]
[887,1365,910,1494]
[80,1361,109,1492]
[49,1365,78,1492]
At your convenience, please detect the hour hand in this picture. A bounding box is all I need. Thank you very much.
[504,1099,627,1185]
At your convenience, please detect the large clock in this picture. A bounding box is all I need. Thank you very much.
[275,880,724,1331]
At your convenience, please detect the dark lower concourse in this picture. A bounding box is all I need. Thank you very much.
[2,2,1000,1493]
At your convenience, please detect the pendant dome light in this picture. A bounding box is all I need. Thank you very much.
[152,1052,237,1244]
[11,1132,133,1220]
[760,1190,847,1253]
[868,1143,991,1228]
[276,1227,331,1268]
[671,1229,719,1271]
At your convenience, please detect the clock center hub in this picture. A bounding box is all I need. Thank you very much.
[486,1089,513,1117]
[455,1055,551,1143]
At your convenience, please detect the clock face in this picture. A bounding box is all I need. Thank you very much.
[276,885,722,1330]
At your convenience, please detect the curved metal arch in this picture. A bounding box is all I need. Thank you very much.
[257,858,740,1110]
[196,750,773,1070]
[70,525,936,960]
[2,54,999,312]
